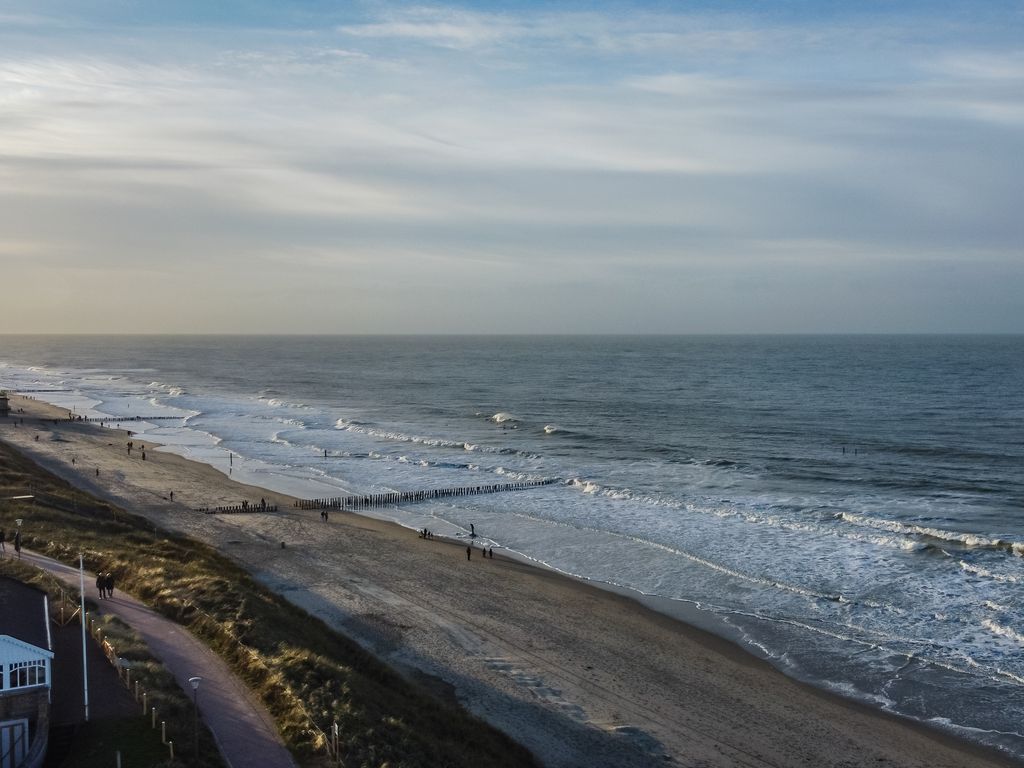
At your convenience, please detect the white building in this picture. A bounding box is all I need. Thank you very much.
[0,594,53,768]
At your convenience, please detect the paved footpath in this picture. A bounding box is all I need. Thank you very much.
[21,549,298,768]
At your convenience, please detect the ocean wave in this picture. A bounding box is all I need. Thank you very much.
[702,458,740,468]
[490,412,516,424]
[565,477,634,500]
[543,424,563,434]
[959,561,1021,584]
[147,380,187,397]
[333,418,538,459]
[984,601,1010,612]
[983,619,1024,646]
[494,466,548,483]
[258,396,311,410]
[839,512,1023,555]
[616,532,844,603]
[925,717,1024,744]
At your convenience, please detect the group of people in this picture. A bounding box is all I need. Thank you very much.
[0,527,22,559]
[467,545,495,560]
[416,525,497,560]
[467,523,495,558]
[95,572,117,599]
[320,509,330,522]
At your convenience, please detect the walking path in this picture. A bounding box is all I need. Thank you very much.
[20,549,297,768]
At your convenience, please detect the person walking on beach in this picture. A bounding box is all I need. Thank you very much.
[466,545,472,561]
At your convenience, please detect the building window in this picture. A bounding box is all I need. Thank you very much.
[8,660,47,689]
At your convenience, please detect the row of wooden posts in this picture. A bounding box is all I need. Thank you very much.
[198,502,278,514]
[75,415,183,423]
[294,478,557,511]
[89,615,180,763]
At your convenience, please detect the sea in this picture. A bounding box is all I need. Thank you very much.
[2,335,1022,759]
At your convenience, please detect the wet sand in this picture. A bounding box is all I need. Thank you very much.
[1,393,1017,768]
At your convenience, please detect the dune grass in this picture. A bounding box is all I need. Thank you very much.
[0,441,539,768]
[0,558,222,767]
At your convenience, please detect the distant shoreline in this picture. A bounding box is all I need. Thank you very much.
[1,391,1018,767]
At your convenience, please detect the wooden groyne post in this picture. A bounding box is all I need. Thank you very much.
[294,479,556,511]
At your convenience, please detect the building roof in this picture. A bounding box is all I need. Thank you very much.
[0,634,53,663]
[0,576,51,650]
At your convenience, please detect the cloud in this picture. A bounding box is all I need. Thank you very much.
[339,7,525,50]
[0,2,1021,332]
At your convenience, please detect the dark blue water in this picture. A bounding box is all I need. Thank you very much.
[3,335,1023,757]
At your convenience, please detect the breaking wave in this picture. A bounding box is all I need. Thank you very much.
[839,513,1024,555]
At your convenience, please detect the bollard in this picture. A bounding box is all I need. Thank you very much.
[116,751,121,768]
[161,720,166,744]
[152,707,157,729]
[134,679,139,700]
[168,741,173,760]
[142,692,147,714]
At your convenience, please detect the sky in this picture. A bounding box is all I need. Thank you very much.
[1,1,1022,334]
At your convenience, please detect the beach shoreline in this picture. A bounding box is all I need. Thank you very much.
[1,392,1018,768]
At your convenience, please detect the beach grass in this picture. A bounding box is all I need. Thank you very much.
[0,440,539,768]
[61,717,173,768]
[0,558,223,767]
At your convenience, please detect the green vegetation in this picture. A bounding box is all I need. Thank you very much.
[0,441,538,768]
[61,718,176,768]
[0,559,224,768]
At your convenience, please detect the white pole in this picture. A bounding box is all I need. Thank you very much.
[79,552,89,722]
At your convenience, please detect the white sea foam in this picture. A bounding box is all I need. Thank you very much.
[333,418,538,459]
[840,512,1022,554]
[147,381,186,397]
[983,620,1024,646]
[958,561,1021,584]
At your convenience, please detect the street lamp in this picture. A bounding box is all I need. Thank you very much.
[188,676,202,765]
[79,551,89,722]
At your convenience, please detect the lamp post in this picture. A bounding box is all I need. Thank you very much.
[188,676,202,765]
[79,551,89,722]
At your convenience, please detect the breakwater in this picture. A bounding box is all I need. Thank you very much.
[294,479,556,511]
[198,502,278,514]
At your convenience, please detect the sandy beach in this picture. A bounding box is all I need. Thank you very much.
[1,393,1016,768]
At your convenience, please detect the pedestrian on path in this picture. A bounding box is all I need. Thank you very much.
[13,530,21,559]
[0,528,6,554]
[96,573,105,598]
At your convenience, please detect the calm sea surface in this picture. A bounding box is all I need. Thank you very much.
[2,335,1023,757]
